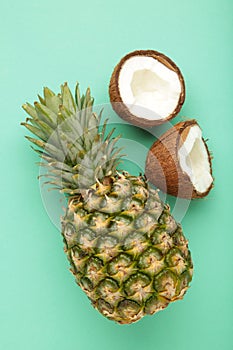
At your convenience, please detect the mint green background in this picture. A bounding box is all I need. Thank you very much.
[1,1,232,349]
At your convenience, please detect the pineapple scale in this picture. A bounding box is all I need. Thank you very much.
[62,172,193,324]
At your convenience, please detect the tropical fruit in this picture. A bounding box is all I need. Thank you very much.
[22,83,193,324]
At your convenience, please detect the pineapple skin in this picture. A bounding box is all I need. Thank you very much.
[62,172,193,324]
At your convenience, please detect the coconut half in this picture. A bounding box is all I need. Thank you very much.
[145,120,213,198]
[109,50,185,127]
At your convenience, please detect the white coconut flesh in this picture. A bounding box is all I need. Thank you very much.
[118,56,182,120]
[178,125,213,193]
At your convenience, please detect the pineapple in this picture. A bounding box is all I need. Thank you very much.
[21,82,193,324]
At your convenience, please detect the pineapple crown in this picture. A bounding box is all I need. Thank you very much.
[21,82,123,195]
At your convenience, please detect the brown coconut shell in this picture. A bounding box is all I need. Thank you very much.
[145,119,213,199]
[109,50,185,128]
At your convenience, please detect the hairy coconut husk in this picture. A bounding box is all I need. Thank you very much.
[109,50,185,128]
[145,120,213,199]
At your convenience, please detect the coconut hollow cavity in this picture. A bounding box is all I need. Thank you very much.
[109,50,185,127]
[145,120,213,199]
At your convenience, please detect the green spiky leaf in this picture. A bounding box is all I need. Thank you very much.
[21,82,123,193]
